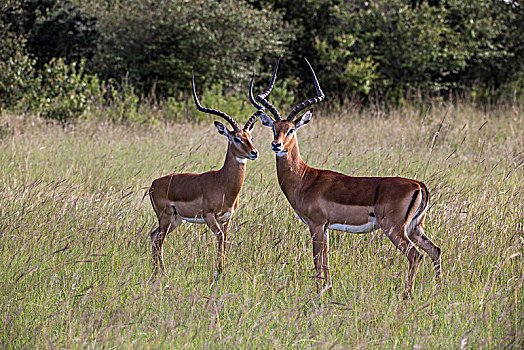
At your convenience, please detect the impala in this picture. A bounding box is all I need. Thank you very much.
[251,59,441,297]
[148,71,261,275]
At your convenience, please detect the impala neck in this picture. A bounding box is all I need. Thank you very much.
[275,138,309,208]
[218,142,247,197]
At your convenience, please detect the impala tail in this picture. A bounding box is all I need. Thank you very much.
[405,182,430,239]
[416,182,430,222]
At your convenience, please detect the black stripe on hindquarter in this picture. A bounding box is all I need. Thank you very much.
[404,190,420,222]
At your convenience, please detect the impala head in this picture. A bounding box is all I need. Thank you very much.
[213,120,259,161]
[250,58,324,156]
[258,110,312,155]
[192,71,259,161]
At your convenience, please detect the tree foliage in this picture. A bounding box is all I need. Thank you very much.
[0,19,37,108]
[253,0,524,101]
[1,0,523,116]
[80,0,292,96]
[2,0,100,70]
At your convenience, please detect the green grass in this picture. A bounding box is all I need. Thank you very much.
[0,102,522,348]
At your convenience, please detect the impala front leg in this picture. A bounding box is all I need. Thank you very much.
[322,225,332,293]
[220,219,230,265]
[310,224,330,293]
[205,214,226,275]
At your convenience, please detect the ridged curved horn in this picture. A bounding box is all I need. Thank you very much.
[286,58,325,121]
[243,110,261,131]
[249,73,265,111]
[192,70,240,131]
[255,58,282,120]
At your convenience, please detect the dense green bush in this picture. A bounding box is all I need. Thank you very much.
[2,0,100,70]
[252,0,524,102]
[248,0,340,96]
[442,0,524,100]
[315,33,380,96]
[1,0,522,117]
[0,20,37,109]
[79,0,292,96]
[326,0,471,99]
[0,19,101,121]
[1,0,102,120]
[34,58,102,121]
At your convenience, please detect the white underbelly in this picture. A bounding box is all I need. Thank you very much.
[295,211,378,234]
[181,211,232,224]
[328,220,378,234]
[182,217,206,224]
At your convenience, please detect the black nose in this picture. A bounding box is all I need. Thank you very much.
[251,150,258,156]
[273,142,281,147]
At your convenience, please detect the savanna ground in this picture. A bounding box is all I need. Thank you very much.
[0,102,522,348]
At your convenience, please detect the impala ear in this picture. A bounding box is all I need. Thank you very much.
[294,110,312,129]
[258,112,274,128]
[214,121,231,140]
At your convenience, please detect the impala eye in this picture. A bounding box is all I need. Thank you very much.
[233,137,243,144]
[287,128,295,135]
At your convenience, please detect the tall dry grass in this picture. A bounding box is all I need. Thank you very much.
[0,102,522,348]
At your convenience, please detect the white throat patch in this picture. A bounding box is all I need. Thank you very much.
[236,157,247,164]
[276,151,288,157]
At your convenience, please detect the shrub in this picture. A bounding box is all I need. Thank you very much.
[0,15,101,121]
[253,0,524,102]
[34,58,102,121]
[0,20,37,109]
[1,0,100,71]
[316,0,471,100]
[79,0,292,97]
[315,34,380,96]
[100,77,160,125]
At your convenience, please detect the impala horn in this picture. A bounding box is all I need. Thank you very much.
[286,58,325,121]
[255,58,282,121]
[192,70,241,131]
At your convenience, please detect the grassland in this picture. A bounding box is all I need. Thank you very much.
[0,102,522,348]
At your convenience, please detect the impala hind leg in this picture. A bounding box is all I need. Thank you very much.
[409,223,441,281]
[151,228,167,273]
[151,206,181,273]
[385,226,423,299]
[150,227,163,270]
